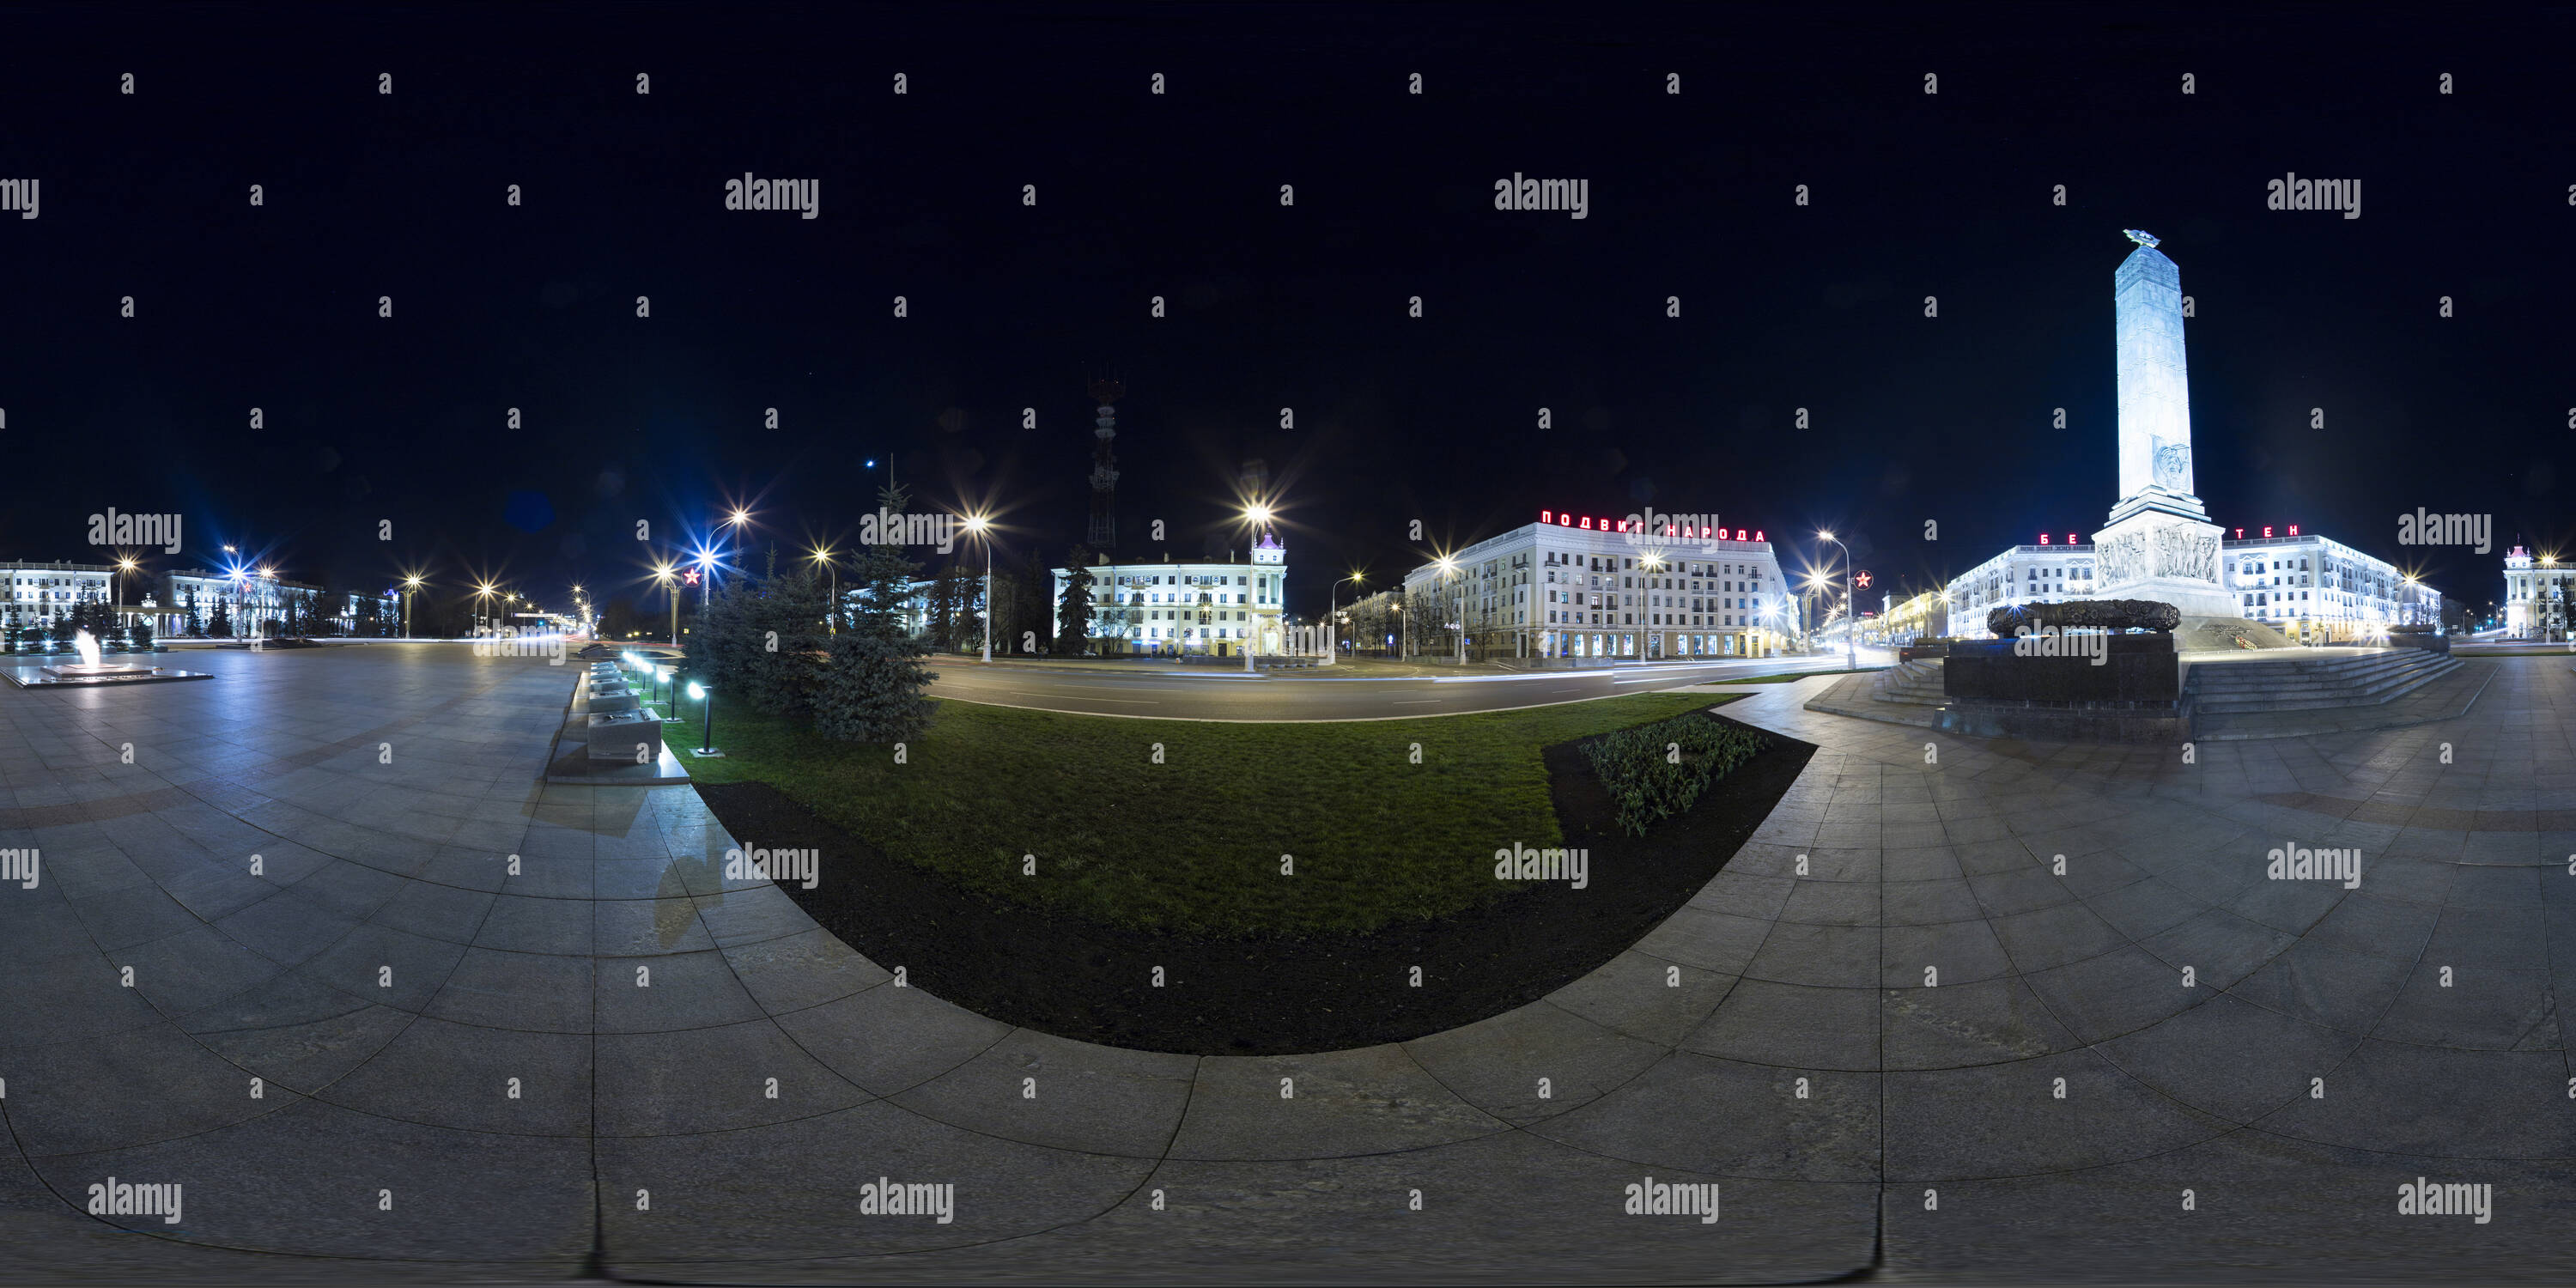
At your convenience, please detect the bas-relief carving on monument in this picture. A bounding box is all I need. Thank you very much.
[2097,531,2151,586]
[2151,437,2191,493]
[2163,528,2219,580]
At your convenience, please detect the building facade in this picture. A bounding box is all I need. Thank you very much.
[1945,541,2102,632]
[1051,533,1288,656]
[2501,545,2570,641]
[2221,532,2437,639]
[3,562,117,635]
[4,561,398,640]
[1402,511,1788,661]
[1944,527,2439,641]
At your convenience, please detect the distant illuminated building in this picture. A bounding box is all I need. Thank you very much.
[1404,510,1787,661]
[2503,545,2570,640]
[1946,524,2438,641]
[1052,534,1288,658]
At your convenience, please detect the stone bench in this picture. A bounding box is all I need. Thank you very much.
[589,686,640,714]
[586,710,665,762]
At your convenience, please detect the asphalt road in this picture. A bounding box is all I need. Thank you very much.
[924,653,1876,720]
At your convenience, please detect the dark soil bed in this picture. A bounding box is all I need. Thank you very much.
[694,709,1814,1054]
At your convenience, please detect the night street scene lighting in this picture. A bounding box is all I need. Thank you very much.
[0,4,2570,1285]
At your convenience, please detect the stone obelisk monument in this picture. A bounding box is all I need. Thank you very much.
[2090,230,2243,629]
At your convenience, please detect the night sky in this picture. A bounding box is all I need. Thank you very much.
[3,3,2570,620]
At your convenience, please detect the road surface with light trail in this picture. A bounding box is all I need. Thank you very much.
[922,653,1884,721]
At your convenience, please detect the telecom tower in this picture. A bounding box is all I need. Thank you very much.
[1087,379,1123,552]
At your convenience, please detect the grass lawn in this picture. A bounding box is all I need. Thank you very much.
[669,678,1731,938]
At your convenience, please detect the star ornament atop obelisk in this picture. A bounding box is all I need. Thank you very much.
[2123,228,2160,248]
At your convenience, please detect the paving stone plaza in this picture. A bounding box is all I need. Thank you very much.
[3,644,2570,1281]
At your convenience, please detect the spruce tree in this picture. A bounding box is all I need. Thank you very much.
[755,565,832,714]
[815,483,936,742]
[1056,545,1096,654]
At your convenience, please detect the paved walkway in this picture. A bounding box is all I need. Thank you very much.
[1,645,2570,1280]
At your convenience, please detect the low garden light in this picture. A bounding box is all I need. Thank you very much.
[686,678,721,756]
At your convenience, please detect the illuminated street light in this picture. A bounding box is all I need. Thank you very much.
[112,557,139,637]
[1327,571,1365,666]
[1433,556,1464,665]
[401,575,424,639]
[1241,501,1278,672]
[1818,531,1855,671]
[808,547,840,634]
[652,562,680,647]
[963,513,993,663]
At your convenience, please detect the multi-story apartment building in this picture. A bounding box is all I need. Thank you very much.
[2221,531,2437,640]
[6,560,396,640]
[1051,532,1288,656]
[2500,545,2570,641]
[2,562,117,635]
[1403,510,1788,661]
[1944,526,2437,641]
[1945,540,2101,629]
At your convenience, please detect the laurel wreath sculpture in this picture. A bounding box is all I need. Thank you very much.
[1986,598,2182,636]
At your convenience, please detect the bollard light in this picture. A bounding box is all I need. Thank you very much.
[688,679,720,756]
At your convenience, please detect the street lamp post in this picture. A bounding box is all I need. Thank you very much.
[653,564,679,647]
[402,576,422,639]
[809,549,839,634]
[963,514,993,662]
[114,558,137,641]
[1434,556,1461,665]
[1820,531,1856,671]
[1327,573,1364,667]
[1242,502,1273,674]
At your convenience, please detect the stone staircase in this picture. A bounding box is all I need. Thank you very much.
[1874,658,1947,704]
[2184,647,2461,714]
